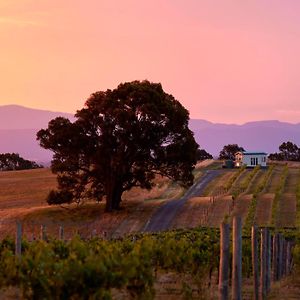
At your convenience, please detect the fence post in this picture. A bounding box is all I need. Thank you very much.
[260,228,267,300]
[278,234,283,279]
[92,229,97,238]
[286,240,292,275]
[266,229,271,294]
[15,221,22,257]
[219,222,230,300]
[232,216,242,300]
[272,233,279,281]
[251,226,259,300]
[59,226,64,240]
[40,224,46,241]
[282,238,287,277]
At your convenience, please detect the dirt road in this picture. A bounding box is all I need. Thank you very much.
[142,169,222,232]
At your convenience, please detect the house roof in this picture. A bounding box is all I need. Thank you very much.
[241,151,267,155]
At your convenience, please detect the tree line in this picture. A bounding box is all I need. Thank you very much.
[268,141,300,161]
[0,153,42,171]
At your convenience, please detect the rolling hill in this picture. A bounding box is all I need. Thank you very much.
[0,104,300,162]
[0,105,74,164]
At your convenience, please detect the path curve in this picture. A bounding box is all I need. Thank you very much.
[142,170,222,232]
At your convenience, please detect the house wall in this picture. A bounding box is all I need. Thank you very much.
[242,155,267,167]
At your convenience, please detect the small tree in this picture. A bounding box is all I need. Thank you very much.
[196,148,213,161]
[37,80,198,212]
[219,144,245,160]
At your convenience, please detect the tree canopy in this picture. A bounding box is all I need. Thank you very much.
[268,141,300,161]
[196,148,213,161]
[0,153,42,171]
[37,80,198,211]
[218,144,245,160]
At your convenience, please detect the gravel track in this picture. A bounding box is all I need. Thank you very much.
[142,170,222,232]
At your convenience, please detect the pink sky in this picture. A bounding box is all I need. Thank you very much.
[1,0,300,124]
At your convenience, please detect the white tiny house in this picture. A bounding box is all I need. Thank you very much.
[235,151,267,168]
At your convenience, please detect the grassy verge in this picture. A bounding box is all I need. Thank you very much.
[244,165,275,228]
[231,166,259,199]
[225,165,246,191]
[271,165,289,227]
[240,165,260,191]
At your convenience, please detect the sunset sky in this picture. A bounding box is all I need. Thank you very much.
[1,0,300,124]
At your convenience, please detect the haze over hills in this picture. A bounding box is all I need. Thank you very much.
[0,105,74,164]
[189,119,300,156]
[0,105,300,163]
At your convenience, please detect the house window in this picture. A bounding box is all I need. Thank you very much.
[256,157,258,165]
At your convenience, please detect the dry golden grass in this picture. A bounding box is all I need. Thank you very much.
[195,159,215,168]
[231,194,253,225]
[0,160,299,239]
[255,193,274,226]
[277,193,297,228]
[207,195,233,227]
[202,171,235,196]
[283,168,300,193]
[0,168,56,209]
[228,169,250,194]
[172,197,212,229]
[268,271,300,299]
[264,165,284,193]
[0,168,185,238]
[246,169,266,193]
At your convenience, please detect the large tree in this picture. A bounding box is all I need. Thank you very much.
[37,80,198,211]
[218,144,245,160]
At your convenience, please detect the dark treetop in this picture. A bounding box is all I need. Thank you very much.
[219,144,245,160]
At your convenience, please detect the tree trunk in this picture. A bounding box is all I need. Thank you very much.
[105,177,123,212]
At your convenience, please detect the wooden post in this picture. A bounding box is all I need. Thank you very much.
[232,216,242,300]
[40,224,46,241]
[15,221,22,257]
[282,238,287,277]
[219,222,230,300]
[92,229,97,238]
[59,226,64,240]
[266,229,271,294]
[272,233,279,281]
[260,228,267,300]
[285,241,291,276]
[252,226,259,300]
[286,241,292,275]
[278,234,283,279]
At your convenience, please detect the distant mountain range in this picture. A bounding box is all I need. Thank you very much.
[0,105,74,164]
[0,105,300,163]
[189,119,300,157]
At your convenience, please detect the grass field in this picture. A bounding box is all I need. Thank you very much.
[0,162,211,239]
[0,160,299,240]
[1,160,300,299]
